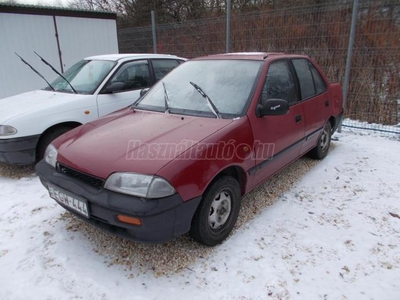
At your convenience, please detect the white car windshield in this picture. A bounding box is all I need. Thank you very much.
[44,60,116,94]
[136,60,262,118]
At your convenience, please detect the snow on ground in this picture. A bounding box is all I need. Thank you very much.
[0,131,399,300]
[342,118,400,135]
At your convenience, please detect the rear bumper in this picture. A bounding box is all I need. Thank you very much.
[35,161,201,244]
[0,135,40,165]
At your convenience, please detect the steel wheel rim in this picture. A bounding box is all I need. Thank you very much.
[320,127,329,152]
[208,190,232,231]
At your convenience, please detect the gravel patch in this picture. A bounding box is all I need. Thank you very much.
[61,145,335,277]
[62,214,212,277]
[0,162,35,179]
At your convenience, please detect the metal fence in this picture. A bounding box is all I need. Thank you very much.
[118,0,400,135]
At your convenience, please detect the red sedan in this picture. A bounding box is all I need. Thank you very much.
[36,52,343,246]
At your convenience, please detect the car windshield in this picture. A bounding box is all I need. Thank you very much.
[43,60,116,94]
[135,60,263,118]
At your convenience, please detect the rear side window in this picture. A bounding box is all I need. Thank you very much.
[292,58,328,99]
[292,59,315,99]
[309,63,327,94]
[152,59,180,81]
[262,60,297,104]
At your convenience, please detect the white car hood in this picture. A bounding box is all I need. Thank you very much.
[0,90,88,124]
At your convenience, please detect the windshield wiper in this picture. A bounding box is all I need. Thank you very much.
[15,53,55,91]
[34,51,77,94]
[189,81,221,119]
[162,81,170,113]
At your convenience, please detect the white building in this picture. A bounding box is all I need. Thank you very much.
[0,3,119,99]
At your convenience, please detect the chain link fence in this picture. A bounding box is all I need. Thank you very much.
[118,0,400,135]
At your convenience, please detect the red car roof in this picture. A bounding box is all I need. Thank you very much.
[194,52,309,61]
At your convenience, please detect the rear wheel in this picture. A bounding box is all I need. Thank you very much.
[190,176,241,246]
[309,121,332,159]
[36,126,73,162]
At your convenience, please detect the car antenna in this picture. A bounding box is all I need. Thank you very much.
[34,51,77,94]
[15,52,55,91]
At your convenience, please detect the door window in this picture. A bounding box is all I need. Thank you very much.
[151,59,180,81]
[292,59,328,99]
[109,60,150,92]
[309,63,327,94]
[262,60,297,104]
[292,59,316,100]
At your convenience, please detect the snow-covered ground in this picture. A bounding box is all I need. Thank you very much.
[342,118,400,134]
[1,131,399,300]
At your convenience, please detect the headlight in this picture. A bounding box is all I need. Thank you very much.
[44,144,58,168]
[104,172,176,199]
[0,125,18,136]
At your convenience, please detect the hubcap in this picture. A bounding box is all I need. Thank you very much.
[320,128,329,152]
[208,190,232,231]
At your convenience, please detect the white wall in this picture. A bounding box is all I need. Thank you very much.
[0,13,60,98]
[0,13,118,99]
[56,17,118,71]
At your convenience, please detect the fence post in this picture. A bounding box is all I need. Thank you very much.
[339,0,359,132]
[226,0,231,53]
[151,10,157,54]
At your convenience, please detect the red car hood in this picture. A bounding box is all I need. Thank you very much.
[56,109,233,179]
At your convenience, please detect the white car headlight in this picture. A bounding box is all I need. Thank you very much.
[0,125,18,136]
[104,172,176,199]
[44,144,58,168]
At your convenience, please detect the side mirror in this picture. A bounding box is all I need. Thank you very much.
[257,99,289,117]
[140,87,150,97]
[103,81,126,94]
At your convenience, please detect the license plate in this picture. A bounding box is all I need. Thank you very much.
[48,184,89,218]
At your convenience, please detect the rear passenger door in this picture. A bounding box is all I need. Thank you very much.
[291,58,329,154]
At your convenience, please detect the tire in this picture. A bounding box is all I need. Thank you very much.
[36,126,73,162]
[309,121,332,160]
[189,176,241,246]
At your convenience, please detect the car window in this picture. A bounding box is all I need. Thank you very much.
[262,60,297,104]
[152,59,180,81]
[109,60,150,92]
[309,63,327,94]
[292,59,316,100]
[45,60,115,94]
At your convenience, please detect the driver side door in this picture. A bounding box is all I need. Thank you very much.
[96,60,151,117]
[249,59,305,187]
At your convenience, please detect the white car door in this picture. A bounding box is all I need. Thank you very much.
[96,60,151,117]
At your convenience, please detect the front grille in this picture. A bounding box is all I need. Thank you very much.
[57,163,105,189]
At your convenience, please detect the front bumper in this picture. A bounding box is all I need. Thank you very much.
[0,135,40,165]
[35,161,201,244]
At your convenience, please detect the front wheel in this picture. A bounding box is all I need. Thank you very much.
[309,121,332,159]
[189,176,241,246]
[36,126,73,162]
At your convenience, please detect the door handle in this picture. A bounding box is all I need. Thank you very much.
[325,100,330,107]
[295,115,302,123]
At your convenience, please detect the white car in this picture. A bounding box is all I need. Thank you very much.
[0,53,186,165]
